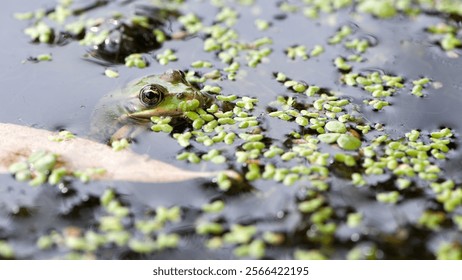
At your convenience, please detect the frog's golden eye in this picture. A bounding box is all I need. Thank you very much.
[139,84,166,106]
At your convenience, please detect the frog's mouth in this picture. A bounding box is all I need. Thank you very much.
[112,95,177,123]
[117,91,214,123]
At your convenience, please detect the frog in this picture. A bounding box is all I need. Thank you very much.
[90,69,214,142]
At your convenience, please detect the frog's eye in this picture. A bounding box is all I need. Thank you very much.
[139,84,166,106]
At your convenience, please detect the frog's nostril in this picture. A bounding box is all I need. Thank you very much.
[176,92,185,99]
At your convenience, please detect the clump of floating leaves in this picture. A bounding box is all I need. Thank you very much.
[9,148,105,186]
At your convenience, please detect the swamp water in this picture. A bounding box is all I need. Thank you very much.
[1,0,462,259]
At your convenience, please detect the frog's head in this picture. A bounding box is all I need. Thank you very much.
[120,70,208,122]
[90,69,213,142]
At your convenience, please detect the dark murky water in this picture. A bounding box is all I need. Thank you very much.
[1,0,462,259]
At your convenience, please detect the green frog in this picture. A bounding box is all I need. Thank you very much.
[90,69,213,142]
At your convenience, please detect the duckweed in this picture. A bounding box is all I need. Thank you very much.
[346,244,378,260]
[14,12,34,20]
[254,19,270,31]
[418,211,445,230]
[48,167,67,185]
[128,239,157,254]
[24,22,53,43]
[294,249,327,260]
[8,150,71,186]
[262,232,285,245]
[437,242,462,260]
[335,153,356,166]
[151,116,174,133]
[223,224,257,244]
[153,29,166,43]
[345,38,370,53]
[36,53,52,62]
[0,241,14,259]
[37,189,188,256]
[125,53,147,68]
[342,71,406,110]
[336,134,361,150]
[216,172,232,191]
[325,120,347,133]
[351,173,366,186]
[233,239,265,258]
[111,138,130,151]
[156,49,177,65]
[157,233,180,250]
[310,45,325,57]
[196,222,224,235]
[436,189,462,212]
[328,25,352,45]
[36,235,54,250]
[201,200,225,213]
[334,57,352,71]
[286,45,308,60]
[48,130,75,142]
[357,0,397,18]
[453,215,462,230]
[318,133,341,144]
[347,213,363,228]
[298,196,325,213]
[73,168,106,183]
[179,13,203,34]
[376,191,400,204]
[99,216,124,232]
[440,33,461,51]
[104,69,119,78]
